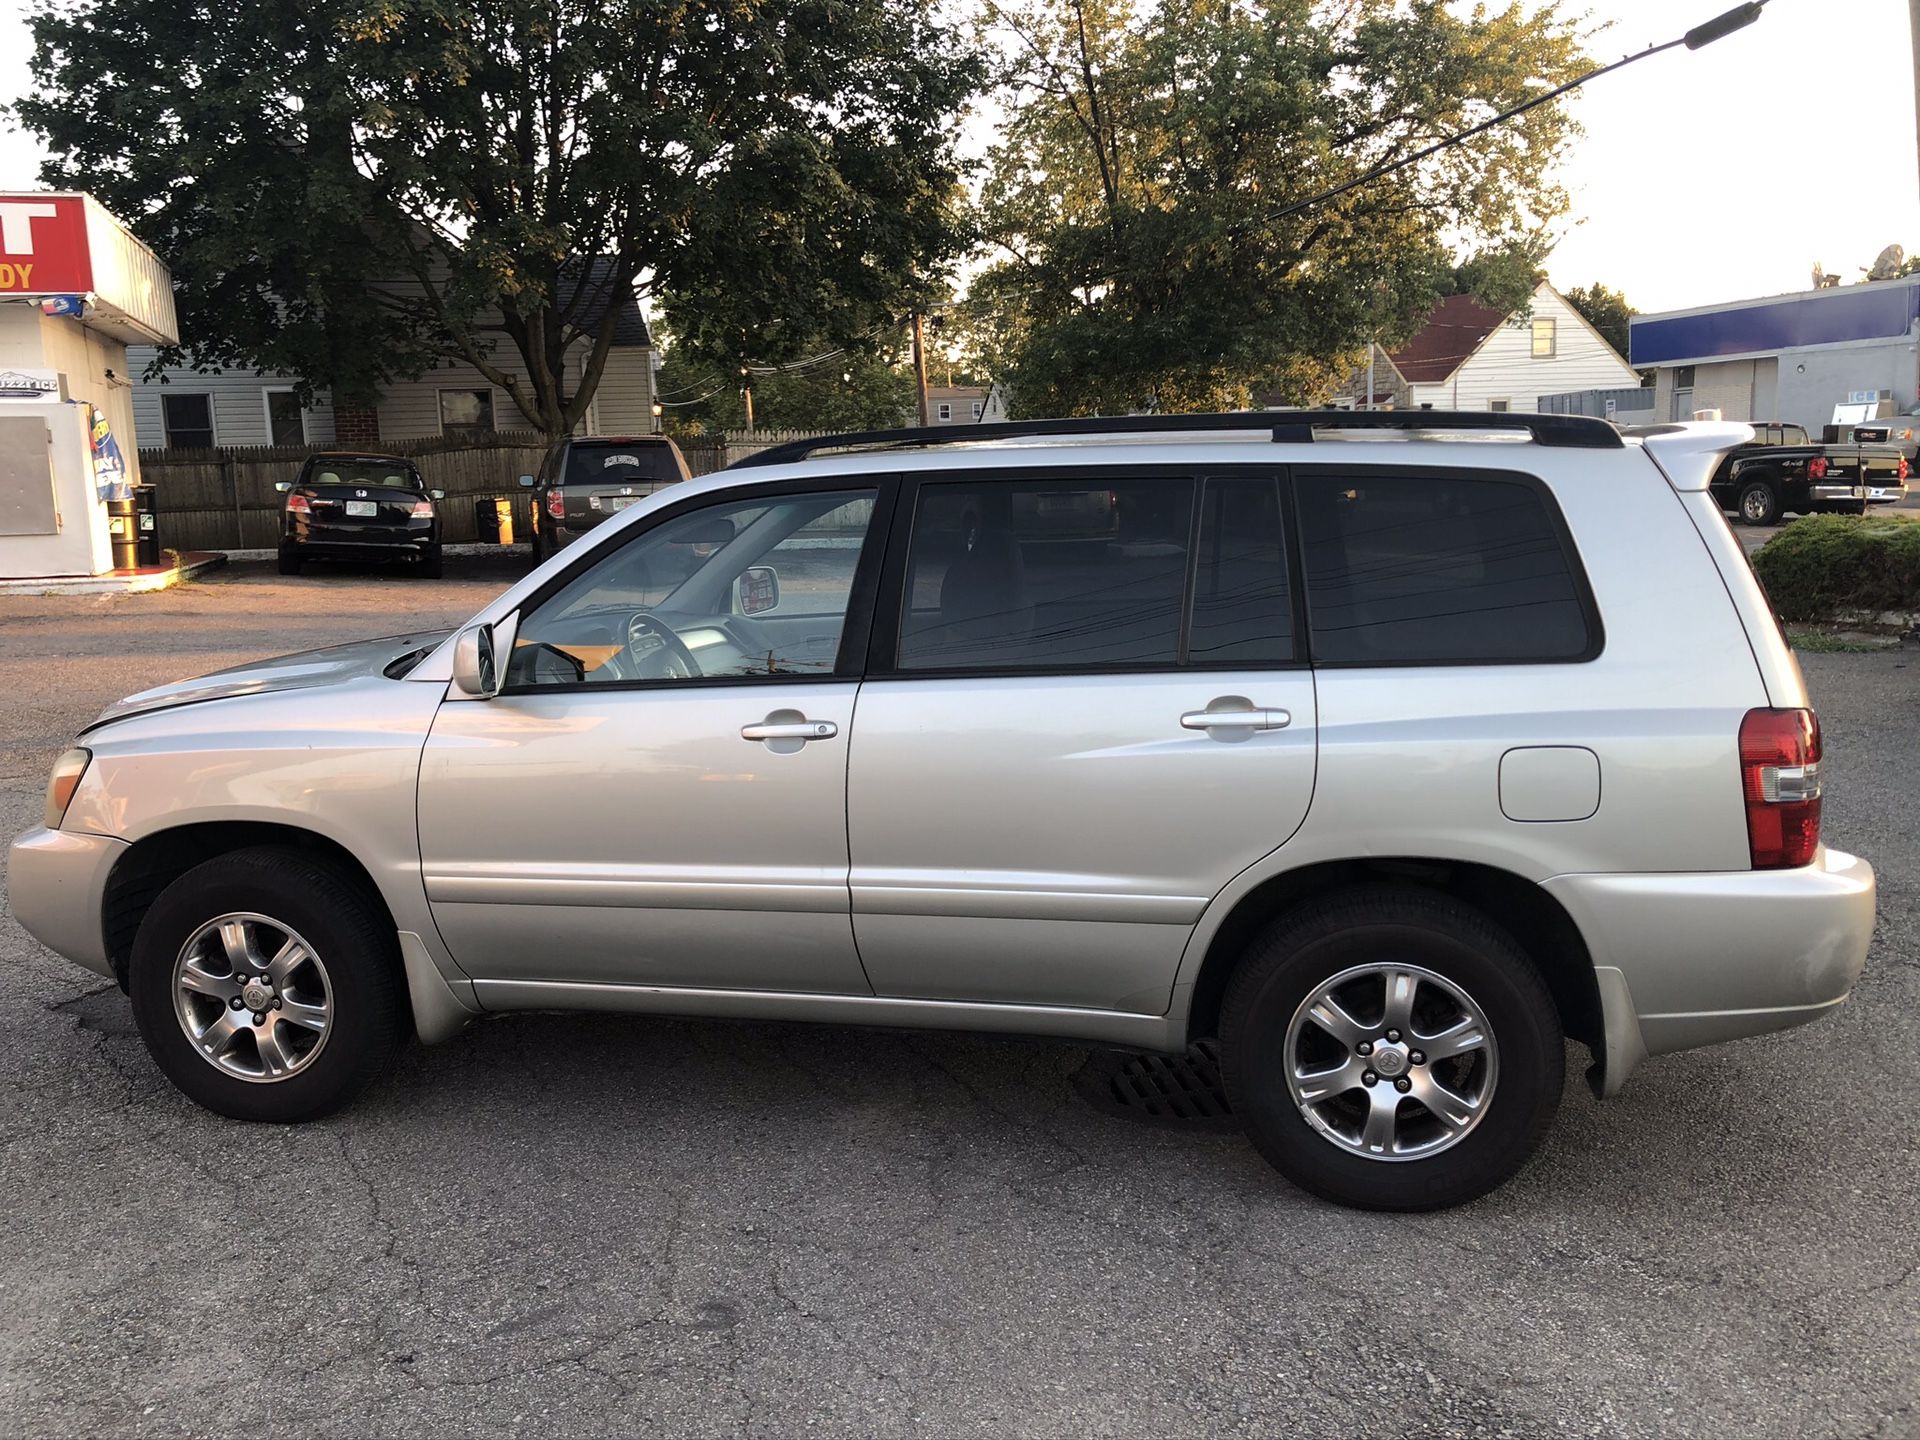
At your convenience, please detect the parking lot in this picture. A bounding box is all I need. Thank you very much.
[1,554,1916,1439]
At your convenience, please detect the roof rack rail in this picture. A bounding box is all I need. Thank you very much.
[726,409,1624,469]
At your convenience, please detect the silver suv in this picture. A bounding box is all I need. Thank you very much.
[8,412,1876,1210]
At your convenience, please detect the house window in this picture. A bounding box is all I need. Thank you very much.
[1530,317,1556,358]
[440,388,496,438]
[971,401,983,420]
[937,402,952,421]
[264,389,306,447]
[161,393,215,449]
[1489,399,1511,413]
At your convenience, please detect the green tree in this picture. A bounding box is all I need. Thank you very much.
[16,0,978,435]
[972,0,1590,416]
[1563,282,1636,360]
[655,336,916,434]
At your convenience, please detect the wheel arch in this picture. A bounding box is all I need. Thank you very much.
[1181,857,1605,1084]
[102,821,396,990]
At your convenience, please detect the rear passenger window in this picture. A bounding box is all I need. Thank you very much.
[1294,472,1594,664]
[1189,477,1292,663]
[896,477,1194,671]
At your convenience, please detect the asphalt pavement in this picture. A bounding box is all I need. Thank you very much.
[1,556,1916,1438]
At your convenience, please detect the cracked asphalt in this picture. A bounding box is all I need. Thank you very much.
[1,557,1916,1438]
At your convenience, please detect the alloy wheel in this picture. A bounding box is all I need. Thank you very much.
[171,913,334,1083]
[1284,962,1498,1162]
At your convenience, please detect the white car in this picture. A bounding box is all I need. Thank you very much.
[9,411,1875,1210]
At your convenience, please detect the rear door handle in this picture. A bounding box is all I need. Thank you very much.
[741,719,838,742]
[1181,707,1290,732]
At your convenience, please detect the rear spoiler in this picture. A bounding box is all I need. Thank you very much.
[1619,421,1755,491]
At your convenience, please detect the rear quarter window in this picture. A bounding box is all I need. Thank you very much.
[1294,471,1597,665]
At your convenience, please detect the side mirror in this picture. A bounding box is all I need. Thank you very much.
[733,565,780,616]
[274,481,292,494]
[517,474,537,488]
[452,623,500,698]
[430,488,446,500]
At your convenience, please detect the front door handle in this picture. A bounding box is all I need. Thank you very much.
[1180,706,1290,732]
[741,717,838,742]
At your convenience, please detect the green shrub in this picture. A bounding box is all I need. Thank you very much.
[1750,513,1920,622]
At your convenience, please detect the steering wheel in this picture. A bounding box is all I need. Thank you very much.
[623,611,701,679]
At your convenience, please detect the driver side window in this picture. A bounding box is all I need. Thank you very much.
[506,487,880,689]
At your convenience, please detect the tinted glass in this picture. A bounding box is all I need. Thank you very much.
[563,442,682,486]
[897,477,1194,671]
[1295,473,1591,664]
[508,488,877,687]
[1189,477,1292,664]
[302,458,422,489]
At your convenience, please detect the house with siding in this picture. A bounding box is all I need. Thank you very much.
[1329,282,1639,412]
[126,274,656,450]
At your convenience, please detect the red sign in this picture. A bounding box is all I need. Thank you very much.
[0,195,92,295]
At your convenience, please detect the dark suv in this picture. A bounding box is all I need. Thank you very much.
[276,453,445,577]
[522,435,691,559]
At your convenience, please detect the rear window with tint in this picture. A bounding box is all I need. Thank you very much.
[1294,472,1594,664]
[303,460,421,489]
[563,443,682,487]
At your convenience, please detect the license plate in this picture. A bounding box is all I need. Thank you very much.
[606,495,642,512]
[345,500,378,517]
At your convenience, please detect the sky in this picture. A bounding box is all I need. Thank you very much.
[0,0,1913,317]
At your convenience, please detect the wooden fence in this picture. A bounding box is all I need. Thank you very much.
[135,429,841,550]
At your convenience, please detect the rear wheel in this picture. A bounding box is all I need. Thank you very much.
[1738,479,1781,526]
[276,544,303,576]
[1219,886,1563,1211]
[418,543,443,579]
[128,847,407,1122]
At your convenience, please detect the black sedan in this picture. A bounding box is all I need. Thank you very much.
[276,453,445,577]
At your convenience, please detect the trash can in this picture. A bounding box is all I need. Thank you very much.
[106,496,140,570]
[132,485,161,566]
[474,496,514,546]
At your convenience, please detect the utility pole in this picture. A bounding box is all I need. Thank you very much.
[1365,342,1377,412]
[911,313,931,427]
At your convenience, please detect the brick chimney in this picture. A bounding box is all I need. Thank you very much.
[333,405,381,447]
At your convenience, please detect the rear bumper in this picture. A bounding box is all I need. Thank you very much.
[6,825,126,980]
[1810,483,1870,504]
[1546,847,1876,1095]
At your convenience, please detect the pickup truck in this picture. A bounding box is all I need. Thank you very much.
[1710,421,1908,525]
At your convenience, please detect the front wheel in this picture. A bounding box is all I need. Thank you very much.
[128,847,407,1122]
[1220,886,1563,1211]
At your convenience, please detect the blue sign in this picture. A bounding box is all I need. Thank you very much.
[38,295,88,318]
[1631,281,1920,367]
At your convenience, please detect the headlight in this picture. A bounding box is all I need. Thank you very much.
[44,748,91,829]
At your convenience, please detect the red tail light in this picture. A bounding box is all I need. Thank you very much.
[1739,708,1822,869]
[284,492,310,514]
[546,488,566,520]
[410,498,434,518]
[1807,456,1828,480]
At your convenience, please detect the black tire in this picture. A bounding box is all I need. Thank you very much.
[530,523,548,563]
[128,846,407,1122]
[1737,478,1781,526]
[1219,885,1563,1211]
[418,543,444,579]
[276,544,303,576]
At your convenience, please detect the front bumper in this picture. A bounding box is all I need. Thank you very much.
[7,826,128,980]
[1546,847,1875,1095]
